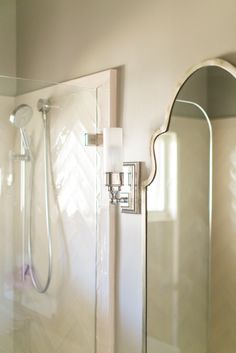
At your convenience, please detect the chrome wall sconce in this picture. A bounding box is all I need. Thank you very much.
[85,128,141,214]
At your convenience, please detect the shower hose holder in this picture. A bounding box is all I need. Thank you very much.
[12,153,30,161]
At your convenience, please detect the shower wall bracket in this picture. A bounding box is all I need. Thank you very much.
[12,153,30,161]
[84,133,103,146]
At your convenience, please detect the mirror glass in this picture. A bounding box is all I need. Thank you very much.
[146,63,236,353]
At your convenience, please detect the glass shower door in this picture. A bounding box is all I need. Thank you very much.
[0,91,16,353]
[0,76,99,353]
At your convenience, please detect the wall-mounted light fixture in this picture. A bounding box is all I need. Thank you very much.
[103,128,124,204]
[84,128,141,214]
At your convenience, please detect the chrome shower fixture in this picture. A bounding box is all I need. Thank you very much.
[9,104,32,128]
[26,97,53,294]
[37,98,51,115]
[37,98,60,116]
[9,104,33,161]
[10,99,53,294]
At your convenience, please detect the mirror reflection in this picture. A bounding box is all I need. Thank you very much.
[146,64,236,353]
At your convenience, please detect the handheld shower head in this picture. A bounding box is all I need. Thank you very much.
[9,104,33,128]
[9,104,33,160]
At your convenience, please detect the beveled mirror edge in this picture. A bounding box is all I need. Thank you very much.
[144,58,236,189]
[141,57,236,353]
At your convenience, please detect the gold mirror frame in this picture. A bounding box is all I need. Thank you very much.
[141,58,236,353]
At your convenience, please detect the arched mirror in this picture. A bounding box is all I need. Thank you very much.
[144,59,236,353]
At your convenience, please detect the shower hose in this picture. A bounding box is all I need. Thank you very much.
[27,113,52,293]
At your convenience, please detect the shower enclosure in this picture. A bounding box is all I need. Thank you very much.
[0,72,116,353]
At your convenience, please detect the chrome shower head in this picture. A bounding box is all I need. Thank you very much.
[9,104,33,161]
[9,104,33,128]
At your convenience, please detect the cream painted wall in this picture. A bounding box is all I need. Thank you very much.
[15,1,236,353]
[0,0,16,76]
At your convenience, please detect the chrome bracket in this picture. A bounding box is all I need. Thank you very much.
[84,133,103,146]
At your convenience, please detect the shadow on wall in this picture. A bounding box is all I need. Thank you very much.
[221,52,236,67]
[16,0,168,81]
